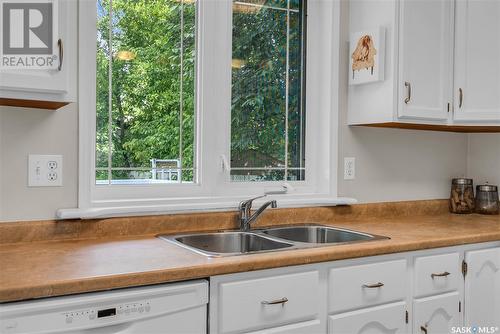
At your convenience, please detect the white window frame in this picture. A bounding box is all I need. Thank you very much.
[57,0,351,219]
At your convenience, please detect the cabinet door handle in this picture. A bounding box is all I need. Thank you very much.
[362,282,384,288]
[58,38,64,71]
[459,88,463,108]
[404,82,411,104]
[431,271,450,279]
[261,297,288,306]
[421,325,428,334]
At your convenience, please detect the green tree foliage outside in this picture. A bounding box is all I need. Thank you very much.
[96,0,195,182]
[96,0,304,183]
[231,0,305,181]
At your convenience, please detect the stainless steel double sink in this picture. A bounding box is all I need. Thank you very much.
[158,225,389,257]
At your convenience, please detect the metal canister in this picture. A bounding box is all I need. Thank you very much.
[475,184,499,215]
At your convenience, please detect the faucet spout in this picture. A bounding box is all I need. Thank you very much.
[239,197,277,231]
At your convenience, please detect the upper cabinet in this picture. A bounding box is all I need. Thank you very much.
[398,0,453,122]
[348,0,500,131]
[0,0,77,109]
[453,0,500,122]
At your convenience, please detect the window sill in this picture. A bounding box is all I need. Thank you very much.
[56,196,357,220]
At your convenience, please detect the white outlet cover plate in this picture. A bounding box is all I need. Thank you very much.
[344,157,356,180]
[28,155,63,187]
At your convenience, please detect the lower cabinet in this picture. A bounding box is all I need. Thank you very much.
[464,247,500,328]
[413,292,460,334]
[209,243,500,334]
[328,302,407,334]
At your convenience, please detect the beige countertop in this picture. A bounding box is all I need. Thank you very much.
[1,209,499,303]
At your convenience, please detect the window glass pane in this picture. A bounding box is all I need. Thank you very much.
[287,8,305,181]
[95,0,197,185]
[230,0,305,182]
[96,0,111,181]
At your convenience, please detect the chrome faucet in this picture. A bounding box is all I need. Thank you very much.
[239,195,277,231]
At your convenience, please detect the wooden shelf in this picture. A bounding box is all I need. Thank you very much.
[354,122,500,133]
[0,98,69,110]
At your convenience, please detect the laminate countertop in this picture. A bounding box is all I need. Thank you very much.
[1,213,499,303]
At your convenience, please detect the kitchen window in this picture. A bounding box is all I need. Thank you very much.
[68,0,342,218]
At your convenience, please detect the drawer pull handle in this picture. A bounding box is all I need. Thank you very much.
[261,297,288,306]
[431,271,450,279]
[362,282,384,288]
[459,88,463,108]
[421,325,428,334]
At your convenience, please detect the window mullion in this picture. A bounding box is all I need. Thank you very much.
[197,0,233,195]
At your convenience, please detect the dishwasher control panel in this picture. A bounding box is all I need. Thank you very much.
[62,300,152,325]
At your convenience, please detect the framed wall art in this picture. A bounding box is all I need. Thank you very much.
[349,27,385,85]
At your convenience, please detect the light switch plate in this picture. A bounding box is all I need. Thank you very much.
[344,157,355,180]
[28,155,63,187]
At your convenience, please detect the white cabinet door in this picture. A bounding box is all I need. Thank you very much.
[413,292,460,334]
[328,302,407,334]
[246,320,323,334]
[454,0,500,122]
[464,247,500,327]
[398,0,453,121]
[0,0,77,102]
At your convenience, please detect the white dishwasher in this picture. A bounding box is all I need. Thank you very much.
[0,280,208,334]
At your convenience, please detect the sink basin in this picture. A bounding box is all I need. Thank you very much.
[159,225,388,257]
[159,231,293,257]
[261,225,387,244]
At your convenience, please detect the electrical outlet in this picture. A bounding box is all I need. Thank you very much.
[344,157,355,180]
[47,161,58,170]
[28,155,63,187]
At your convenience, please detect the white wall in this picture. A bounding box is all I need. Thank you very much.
[0,105,78,221]
[337,127,469,203]
[467,134,500,187]
[2,107,493,221]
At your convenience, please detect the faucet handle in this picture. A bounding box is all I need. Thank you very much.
[239,195,266,210]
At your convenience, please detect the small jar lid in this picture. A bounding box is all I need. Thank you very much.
[476,185,498,192]
[452,178,473,185]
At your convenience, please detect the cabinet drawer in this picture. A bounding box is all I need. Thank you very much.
[414,252,460,297]
[328,259,407,313]
[218,271,319,334]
